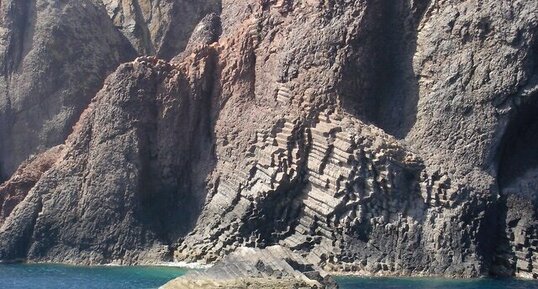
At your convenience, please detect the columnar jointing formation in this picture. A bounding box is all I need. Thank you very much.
[0,0,537,288]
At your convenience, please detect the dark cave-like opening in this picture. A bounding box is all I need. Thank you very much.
[497,98,538,195]
[338,0,428,138]
[485,24,538,276]
[497,32,538,193]
[492,88,538,276]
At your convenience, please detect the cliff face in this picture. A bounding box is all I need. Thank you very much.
[0,0,537,282]
[102,0,221,58]
[0,0,135,180]
[0,0,219,181]
[0,52,217,264]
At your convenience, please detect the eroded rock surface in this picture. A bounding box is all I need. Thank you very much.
[164,246,337,289]
[0,0,220,181]
[0,52,217,264]
[102,0,221,58]
[0,0,537,283]
[0,0,136,180]
[0,145,64,226]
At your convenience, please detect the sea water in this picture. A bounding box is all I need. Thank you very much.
[2,264,538,289]
[337,276,538,289]
[0,264,187,289]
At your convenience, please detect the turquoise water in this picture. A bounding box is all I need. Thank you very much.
[2,264,538,288]
[337,276,538,289]
[0,264,186,289]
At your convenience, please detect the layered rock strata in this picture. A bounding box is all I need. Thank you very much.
[163,246,337,289]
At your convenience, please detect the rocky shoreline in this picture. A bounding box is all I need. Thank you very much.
[163,246,338,289]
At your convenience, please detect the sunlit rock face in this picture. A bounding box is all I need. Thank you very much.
[0,0,136,181]
[0,0,220,181]
[101,0,221,58]
[0,0,537,284]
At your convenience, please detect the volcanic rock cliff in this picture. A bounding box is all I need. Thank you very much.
[0,0,537,285]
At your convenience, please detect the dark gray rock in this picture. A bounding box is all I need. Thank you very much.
[0,0,136,180]
[0,145,64,226]
[0,52,218,264]
[102,0,221,58]
[163,246,338,289]
[0,0,222,182]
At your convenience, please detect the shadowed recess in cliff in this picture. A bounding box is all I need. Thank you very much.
[1,0,36,75]
[337,0,429,139]
[498,32,538,196]
[494,80,538,277]
[128,0,156,55]
[137,52,220,246]
[498,102,538,193]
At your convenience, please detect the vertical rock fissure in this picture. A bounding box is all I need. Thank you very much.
[175,48,220,240]
[0,0,36,182]
[3,0,35,75]
[137,49,220,249]
[131,0,156,55]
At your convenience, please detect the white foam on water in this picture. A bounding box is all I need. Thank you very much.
[156,261,212,269]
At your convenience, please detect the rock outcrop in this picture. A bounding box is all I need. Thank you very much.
[102,0,221,58]
[163,246,337,289]
[0,0,136,180]
[0,0,537,285]
[0,52,217,264]
[0,0,220,181]
[0,145,64,226]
